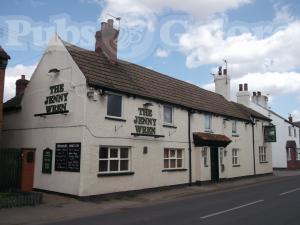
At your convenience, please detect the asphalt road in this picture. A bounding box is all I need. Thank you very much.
[44,175,300,225]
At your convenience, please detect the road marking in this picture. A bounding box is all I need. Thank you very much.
[279,187,300,196]
[200,200,264,219]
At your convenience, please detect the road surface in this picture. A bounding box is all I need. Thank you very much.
[44,174,300,225]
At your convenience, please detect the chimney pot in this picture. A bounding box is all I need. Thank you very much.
[253,92,256,96]
[257,91,261,96]
[239,84,243,91]
[218,66,222,75]
[288,114,293,122]
[244,83,248,91]
[107,19,114,28]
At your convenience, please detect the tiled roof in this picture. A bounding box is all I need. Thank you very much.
[232,102,271,122]
[193,132,232,147]
[0,46,10,59]
[3,95,22,112]
[64,41,257,121]
[294,121,300,128]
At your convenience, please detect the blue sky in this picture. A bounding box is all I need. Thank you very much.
[1,0,300,120]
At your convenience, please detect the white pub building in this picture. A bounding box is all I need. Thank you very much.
[2,19,273,197]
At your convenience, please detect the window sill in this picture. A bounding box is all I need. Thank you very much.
[163,124,177,129]
[232,165,240,167]
[259,161,269,164]
[232,134,239,137]
[162,168,187,172]
[97,172,134,177]
[105,116,126,122]
[204,130,213,133]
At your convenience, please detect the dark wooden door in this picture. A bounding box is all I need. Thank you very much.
[21,149,35,192]
[210,147,219,182]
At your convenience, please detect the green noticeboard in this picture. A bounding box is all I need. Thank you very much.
[42,148,53,174]
[264,126,276,142]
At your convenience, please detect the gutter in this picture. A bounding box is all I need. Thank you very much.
[188,110,192,186]
[251,117,256,175]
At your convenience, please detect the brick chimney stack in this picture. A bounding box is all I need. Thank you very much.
[0,46,10,142]
[16,75,29,97]
[95,19,119,64]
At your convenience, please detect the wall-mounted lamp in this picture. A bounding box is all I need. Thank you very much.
[98,88,105,96]
[48,68,60,75]
[143,102,153,107]
[143,146,148,154]
[87,90,98,101]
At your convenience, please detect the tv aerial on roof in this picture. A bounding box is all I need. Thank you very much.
[106,13,121,30]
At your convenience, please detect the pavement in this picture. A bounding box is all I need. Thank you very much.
[1,170,300,225]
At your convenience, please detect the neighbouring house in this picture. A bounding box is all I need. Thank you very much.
[0,46,10,142]
[234,83,300,169]
[2,19,272,197]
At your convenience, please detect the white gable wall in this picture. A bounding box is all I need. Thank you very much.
[2,35,88,195]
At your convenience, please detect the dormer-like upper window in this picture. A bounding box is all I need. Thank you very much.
[163,105,173,125]
[205,114,212,131]
[107,94,122,118]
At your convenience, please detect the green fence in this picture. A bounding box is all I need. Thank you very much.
[0,148,21,192]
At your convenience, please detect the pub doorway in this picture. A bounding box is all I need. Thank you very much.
[210,147,219,182]
[21,149,35,192]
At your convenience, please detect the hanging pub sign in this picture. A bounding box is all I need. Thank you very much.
[34,84,69,117]
[42,148,52,174]
[55,143,81,172]
[264,125,276,142]
[131,107,164,138]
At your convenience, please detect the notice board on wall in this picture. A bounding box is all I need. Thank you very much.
[55,143,81,172]
[42,148,52,174]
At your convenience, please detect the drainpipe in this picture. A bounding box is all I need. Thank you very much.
[188,110,192,186]
[251,117,256,175]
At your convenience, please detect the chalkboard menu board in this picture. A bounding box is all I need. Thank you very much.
[42,148,52,174]
[55,143,81,172]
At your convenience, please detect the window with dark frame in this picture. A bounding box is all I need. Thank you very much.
[232,120,237,134]
[164,148,183,169]
[205,114,212,131]
[163,105,173,124]
[99,147,130,173]
[288,126,292,136]
[107,94,122,117]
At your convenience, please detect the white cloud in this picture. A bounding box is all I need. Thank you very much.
[292,109,300,121]
[155,48,170,58]
[4,64,36,101]
[100,0,250,30]
[273,4,294,24]
[179,19,300,76]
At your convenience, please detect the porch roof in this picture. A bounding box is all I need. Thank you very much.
[193,132,232,147]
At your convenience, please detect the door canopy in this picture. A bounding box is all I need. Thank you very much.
[193,132,232,147]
